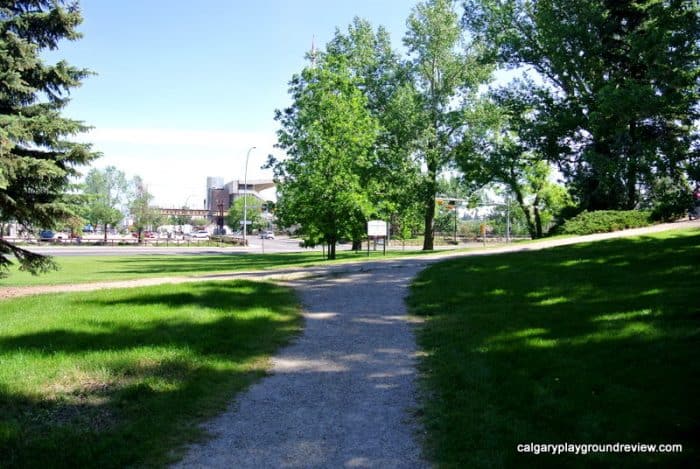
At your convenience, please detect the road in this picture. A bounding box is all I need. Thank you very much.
[23,236,354,256]
[19,219,700,258]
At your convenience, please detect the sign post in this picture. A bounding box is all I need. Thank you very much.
[367,220,388,256]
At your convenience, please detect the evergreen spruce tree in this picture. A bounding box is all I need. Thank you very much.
[0,1,98,275]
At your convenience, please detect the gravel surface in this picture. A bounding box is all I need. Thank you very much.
[173,259,433,468]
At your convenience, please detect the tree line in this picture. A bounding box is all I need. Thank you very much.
[1,0,698,272]
[269,0,699,257]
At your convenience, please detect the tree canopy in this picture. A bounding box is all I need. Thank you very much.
[465,0,700,214]
[272,54,379,259]
[326,17,424,244]
[402,0,493,249]
[226,195,266,234]
[129,175,163,243]
[82,166,128,242]
[0,1,98,275]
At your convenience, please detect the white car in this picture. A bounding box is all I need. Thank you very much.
[259,230,275,239]
[190,230,209,239]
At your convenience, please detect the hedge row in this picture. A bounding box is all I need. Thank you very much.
[558,210,653,235]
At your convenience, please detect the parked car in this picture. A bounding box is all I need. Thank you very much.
[190,230,209,239]
[39,230,63,242]
[259,230,275,240]
[39,230,54,241]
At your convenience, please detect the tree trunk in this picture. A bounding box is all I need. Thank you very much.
[625,120,639,210]
[533,194,543,239]
[513,188,537,239]
[328,238,337,260]
[103,223,108,243]
[423,160,438,251]
[352,239,362,251]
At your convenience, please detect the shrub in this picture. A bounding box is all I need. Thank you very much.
[558,210,653,235]
[646,177,693,222]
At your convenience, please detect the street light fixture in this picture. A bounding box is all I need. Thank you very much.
[243,146,256,245]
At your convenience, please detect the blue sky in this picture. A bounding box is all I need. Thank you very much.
[52,1,417,207]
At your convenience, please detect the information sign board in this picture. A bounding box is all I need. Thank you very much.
[367,220,387,237]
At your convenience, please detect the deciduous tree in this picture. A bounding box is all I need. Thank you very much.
[465,0,700,213]
[272,55,379,259]
[404,0,492,249]
[129,175,163,243]
[326,18,423,243]
[225,195,265,233]
[458,86,574,238]
[82,166,128,242]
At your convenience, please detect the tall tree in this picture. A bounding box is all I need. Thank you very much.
[82,166,128,242]
[458,86,574,238]
[325,18,423,249]
[465,0,700,213]
[128,175,162,243]
[404,0,492,250]
[0,1,98,275]
[271,55,379,259]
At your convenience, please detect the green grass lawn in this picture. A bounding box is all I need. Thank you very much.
[0,280,300,468]
[408,228,700,468]
[1,249,439,287]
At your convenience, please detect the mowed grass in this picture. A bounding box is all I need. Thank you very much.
[408,228,700,467]
[0,280,300,468]
[1,249,431,287]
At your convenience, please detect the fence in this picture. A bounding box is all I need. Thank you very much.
[3,236,247,247]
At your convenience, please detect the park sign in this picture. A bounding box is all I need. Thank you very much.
[367,220,387,237]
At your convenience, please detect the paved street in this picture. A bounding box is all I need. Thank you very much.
[23,236,354,256]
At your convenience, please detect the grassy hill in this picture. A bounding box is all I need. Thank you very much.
[409,228,699,467]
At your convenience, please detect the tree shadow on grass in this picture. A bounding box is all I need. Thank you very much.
[0,280,300,468]
[410,230,700,467]
[98,252,328,276]
[0,282,298,357]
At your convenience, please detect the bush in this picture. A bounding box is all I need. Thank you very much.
[558,210,653,235]
[647,177,693,222]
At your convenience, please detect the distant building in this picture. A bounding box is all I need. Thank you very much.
[205,177,276,219]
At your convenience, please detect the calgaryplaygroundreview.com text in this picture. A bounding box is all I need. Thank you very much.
[517,442,683,456]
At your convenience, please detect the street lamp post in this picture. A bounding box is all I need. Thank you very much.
[242,146,256,245]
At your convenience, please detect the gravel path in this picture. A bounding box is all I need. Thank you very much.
[173,259,432,468]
